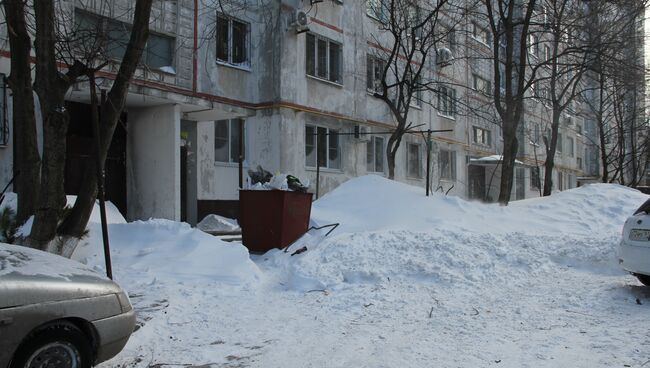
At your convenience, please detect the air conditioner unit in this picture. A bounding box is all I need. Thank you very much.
[436,47,453,67]
[290,10,309,33]
[353,125,371,142]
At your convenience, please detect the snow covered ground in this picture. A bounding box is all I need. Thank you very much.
[65,176,649,367]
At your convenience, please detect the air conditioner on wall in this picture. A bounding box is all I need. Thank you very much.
[290,10,309,33]
[354,125,371,142]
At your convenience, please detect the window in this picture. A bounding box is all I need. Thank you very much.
[472,74,491,95]
[215,119,245,163]
[577,157,583,170]
[529,34,539,57]
[366,0,388,22]
[530,167,541,189]
[437,86,457,117]
[75,10,175,69]
[217,14,250,66]
[410,72,423,107]
[576,124,582,135]
[407,143,422,178]
[533,123,541,145]
[567,137,574,157]
[557,133,562,153]
[305,125,341,169]
[366,55,385,93]
[0,74,6,146]
[516,167,526,200]
[557,171,564,191]
[544,45,551,62]
[307,34,342,84]
[472,126,492,147]
[367,136,385,173]
[438,150,456,181]
[447,29,457,51]
[472,22,490,45]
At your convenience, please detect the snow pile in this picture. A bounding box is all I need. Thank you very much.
[196,214,240,233]
[0,192,261,287]
[74,219,262,286]
[270,176,647,291]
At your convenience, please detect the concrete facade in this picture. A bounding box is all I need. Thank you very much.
[0,0,621,225]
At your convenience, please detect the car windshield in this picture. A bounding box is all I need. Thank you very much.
[634,198,650,215]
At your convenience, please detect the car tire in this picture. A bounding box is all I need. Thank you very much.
[637,274,650,286]
[10,321,93,368]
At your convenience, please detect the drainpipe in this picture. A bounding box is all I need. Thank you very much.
[192,0,198,93]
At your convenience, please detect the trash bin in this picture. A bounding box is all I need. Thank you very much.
[239,190,313,253]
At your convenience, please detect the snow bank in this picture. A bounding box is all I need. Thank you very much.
[271,176,648,291]
[0,192,261,287]
[73,219,262,286]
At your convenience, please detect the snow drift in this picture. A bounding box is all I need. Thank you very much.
[271,175,648,291]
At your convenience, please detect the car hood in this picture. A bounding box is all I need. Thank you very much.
[0,243,120,309]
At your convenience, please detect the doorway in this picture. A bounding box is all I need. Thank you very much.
[65,102,127,216]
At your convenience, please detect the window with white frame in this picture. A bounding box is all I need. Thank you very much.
[557,132,562,153]
[530,166,541,189]
[410,72,423,107]
[215,119,245,163]
[557,171,564,190]
[437,85,457,117]
[438,150,456,181]
[366,0,388,22]
[472,126,492,147]
[0,74,6,146]
[305,125,341,169]
[216,13,250,66]
[366,54,385,93]
[75,10,175,69]
[544,45,551,62]
[367,136,385,173]
[567,136,574,157]
[529,34,539,57]
[306,33,342,84]
[471,22,490,45]
[472,74,491,95]
[407,143,422,178]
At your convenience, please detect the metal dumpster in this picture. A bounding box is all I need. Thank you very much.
[239,190,313,253]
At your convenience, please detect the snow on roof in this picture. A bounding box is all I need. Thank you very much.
[469,155,525,165]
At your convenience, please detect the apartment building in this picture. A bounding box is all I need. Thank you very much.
[0,0,608,226]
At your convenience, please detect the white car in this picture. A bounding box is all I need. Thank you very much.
[619,199,650,286]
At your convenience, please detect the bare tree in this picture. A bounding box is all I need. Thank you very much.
[483,0,537,204]
[532,0,591,196]
[580,0,648,187]
[4,0,154,254]
[367,0,457,179]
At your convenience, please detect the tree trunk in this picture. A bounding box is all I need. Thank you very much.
[3,0,40,227]
[498,126,518,205]
[542,111,561,196]
[28,0,71,250]
[58,0,154,240]
[386,127,404,180]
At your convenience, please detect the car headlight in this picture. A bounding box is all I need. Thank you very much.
[116,291,133,313]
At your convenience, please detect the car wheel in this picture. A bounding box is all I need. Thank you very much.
[637,274,650,286]
[10,322,93,368]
